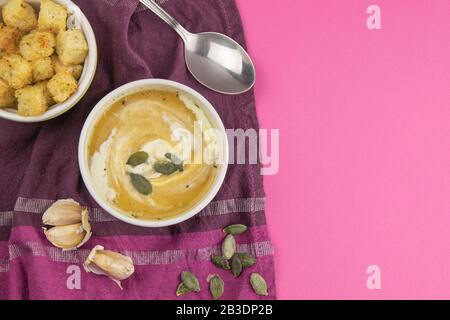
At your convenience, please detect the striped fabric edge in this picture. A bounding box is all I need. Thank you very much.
[97,0,140,9]
[11,197,265,224]
[0,240,273,273]
[98,0,168,12]
[0,212,13,226]
[0,258,8,272]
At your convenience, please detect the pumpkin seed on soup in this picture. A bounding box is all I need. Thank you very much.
[153,153,184,174]
[165,153,182,165]
[153,161,179,175]
[129,173,152,195]
[126,151,148,166]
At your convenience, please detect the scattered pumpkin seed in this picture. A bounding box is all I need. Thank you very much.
[175,224,264,299]
[223,224,248,235]
[237,253,256,268]
[208,274,224,300]
[221,234,236,259]
[181,271,200,292]
[211,255,230,270]
[250,273,268,296]
[129,173,152,195]
[126,151,148,166]
[176,282,191,296]
[231,254,243,277]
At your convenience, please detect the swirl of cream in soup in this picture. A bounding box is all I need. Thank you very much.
[88,90,221,221]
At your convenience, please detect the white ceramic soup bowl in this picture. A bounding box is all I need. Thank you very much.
[78,79,229,227]
[0,0,97,123]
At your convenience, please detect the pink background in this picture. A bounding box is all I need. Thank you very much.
[236,0,450,299]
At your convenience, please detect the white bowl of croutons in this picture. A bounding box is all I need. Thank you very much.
[0,0,96,122]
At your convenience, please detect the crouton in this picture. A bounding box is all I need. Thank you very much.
[0,54,32,89]
[2,0,37,32]
[19,30,55,60]
[0,78,15,108]
[0,24,22,57]
[56,29,88,65]
[47,71,77,103]
[31,56,54,81]
[52,55,83,80]
[15,83,48,116]
[35,80,54,106]
[38,0,67,33]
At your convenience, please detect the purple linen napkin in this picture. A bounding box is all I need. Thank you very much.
[0,0,275,299]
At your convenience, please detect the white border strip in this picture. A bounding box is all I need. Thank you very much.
[0,212,13,226]
[0,240,273,272]
[12,197,265,223]
[97,0,168,11]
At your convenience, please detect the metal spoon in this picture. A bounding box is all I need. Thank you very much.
[139,0,256,95]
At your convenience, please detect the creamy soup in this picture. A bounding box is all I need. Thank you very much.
[88,90,221,221]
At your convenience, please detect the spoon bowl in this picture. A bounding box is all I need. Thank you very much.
[185,32,256,94]
[140,0,256,95]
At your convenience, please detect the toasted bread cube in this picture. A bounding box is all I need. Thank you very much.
[32,56,54,81]
[0,24,22,57]
[56,29,88,65]
[15,84,48,116]
[35,80,54,106]
[47,71,77,103]
[0,54,32,89]
[19,30,55,61]
[0,78,15,108]
[38,0,67,33]
[51,55,83,80]
[2,0,37,32]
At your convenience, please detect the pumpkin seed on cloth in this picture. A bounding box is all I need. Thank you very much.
[208,274,224,300]
[223,224,247,235]
[221,234,236,259]
[237,253,256,268]
[176,282,191,296]
[250,273,269,296]
[181,271,200,292]
[211,255,230,270]
[231,254,243,277]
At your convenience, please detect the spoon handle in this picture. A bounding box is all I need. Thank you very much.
[139,0,190,41]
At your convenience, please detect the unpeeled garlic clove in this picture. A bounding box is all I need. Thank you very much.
[44,223,85,250]
[84,245,135,289]
[42,199,92,250]
[43,199,86,226]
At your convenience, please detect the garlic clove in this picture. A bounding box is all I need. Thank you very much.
[42,200,92,251]
[80,208,91,232]
[42,199,84,226]
[84,245,135,289]
[44,223,86,250]
[93,251,134,281]
[76,208,92,249]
